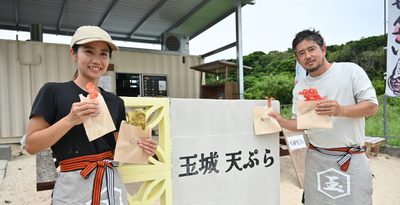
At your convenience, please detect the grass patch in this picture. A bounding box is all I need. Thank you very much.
[280,105,292,119]
[365,95,400,146]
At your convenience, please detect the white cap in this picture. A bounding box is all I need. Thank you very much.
[70,25,119,51]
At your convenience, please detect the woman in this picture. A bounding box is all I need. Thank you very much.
[25,25,158,205]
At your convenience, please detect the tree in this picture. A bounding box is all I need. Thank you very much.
[218,34,386,102]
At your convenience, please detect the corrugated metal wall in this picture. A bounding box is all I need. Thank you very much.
[0,39,202,139]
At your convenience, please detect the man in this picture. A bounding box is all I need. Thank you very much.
[269,29,378,205]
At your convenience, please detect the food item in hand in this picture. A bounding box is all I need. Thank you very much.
[298,87,323,101]
[86,82,98,99]
[264,96,275,108]
[127,109,146,130]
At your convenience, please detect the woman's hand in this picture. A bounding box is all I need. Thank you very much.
[138,138,158,156]
[65,99,99,126]
[25,100,99,155]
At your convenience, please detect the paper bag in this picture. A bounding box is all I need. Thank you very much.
[79,93,116,141]
[296,101,332,129]
[253,106,282,135]
[114,121,151,165]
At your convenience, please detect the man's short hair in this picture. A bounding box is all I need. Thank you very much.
[292,29,325,53]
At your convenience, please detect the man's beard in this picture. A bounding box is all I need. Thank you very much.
[307,65,320,73]
[306,58,324,74]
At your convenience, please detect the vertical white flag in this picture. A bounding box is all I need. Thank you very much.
[386,2,400,97]
[295,61,307,85]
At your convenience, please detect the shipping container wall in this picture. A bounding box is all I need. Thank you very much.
[113,51,201,98]
[0,39,202,139]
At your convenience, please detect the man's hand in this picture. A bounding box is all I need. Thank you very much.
[268,110,283,122]
[315,99,342,116]
[268,110,300,131]
[316,100,378,118]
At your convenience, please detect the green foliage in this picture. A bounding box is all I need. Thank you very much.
[239,34,387,103]
[372,79,385,96]
[205,73,225,84]
[280,105,292,119]
[365,95,400,146]
[244,73,295,104]
[243,75,259,90]
[329,47,385,80]
[356,48,386,80]
[243,49,296,76]
[327,35,386,80]
[236,34,398,145]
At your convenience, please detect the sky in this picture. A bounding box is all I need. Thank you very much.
[190,0,386,62]
[0,0,385,63]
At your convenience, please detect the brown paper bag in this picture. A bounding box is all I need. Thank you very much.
[253,106,282,135]
[296,101,332,129]
[79,93,116,141]
[114,121,151,165]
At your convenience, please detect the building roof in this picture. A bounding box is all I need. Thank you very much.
[0,0,254,44]
[190,60,251,74]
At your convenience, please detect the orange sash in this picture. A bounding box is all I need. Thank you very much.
[60,151,114,205]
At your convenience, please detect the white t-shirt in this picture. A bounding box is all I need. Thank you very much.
[292,62,378,148]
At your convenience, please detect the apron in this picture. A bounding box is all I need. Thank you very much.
[304,145,373,205]
[52,151,128,205]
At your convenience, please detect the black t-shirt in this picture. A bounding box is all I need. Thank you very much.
[30,81,126,161]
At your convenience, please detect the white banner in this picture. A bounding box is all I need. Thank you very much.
[386,2,400,96]
[170,99,280,205]
[295,61,307,85]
